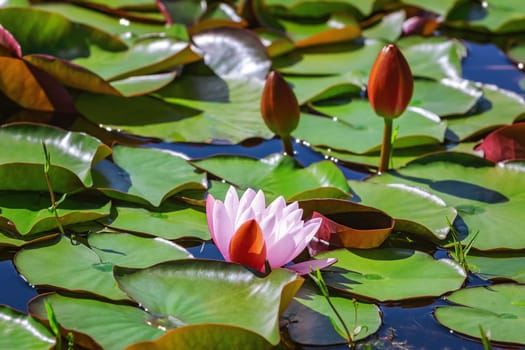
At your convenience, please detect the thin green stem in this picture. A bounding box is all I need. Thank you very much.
[281,135,294,156]
[379,118,393,173]
[42,143,66,236]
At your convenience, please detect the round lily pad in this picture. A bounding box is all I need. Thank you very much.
[435,284,525,346]
[317,248,466,302]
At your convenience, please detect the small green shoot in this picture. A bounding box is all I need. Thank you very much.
[42,142,66,236]
[310,268,367,349]
[479,325,492,350]
[447,218,479,273]
[45,300,62,350]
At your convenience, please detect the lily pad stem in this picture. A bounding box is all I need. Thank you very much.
[379,118,393,173]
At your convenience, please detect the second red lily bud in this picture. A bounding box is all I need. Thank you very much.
[261,71,300,155]
[367,44,413,119]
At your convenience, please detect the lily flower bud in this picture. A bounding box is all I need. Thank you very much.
[260,71,300,138]
[367,44,413,119]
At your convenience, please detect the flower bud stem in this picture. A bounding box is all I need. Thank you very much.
[281,135,294,156]
[379,118,393,173]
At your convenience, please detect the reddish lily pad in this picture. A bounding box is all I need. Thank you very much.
[475,122,525,162]
[0,26,21,57]
[298,198,394,250]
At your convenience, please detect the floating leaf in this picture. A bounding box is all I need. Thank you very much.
[372,152,525,250]
[468,252,525,283]
[193,154,350,201]
[15,233,191,301]
[0,305,55,350]
[0,56,76,112]
[106,202,209,241]
[110,72,177,96]
[29,293,165,350]
[435,284,525,346]
[0,192,110,236]
[283,282,382,345]
[0,25,21,57]
[298,198,394,250]
[446,84,525,142]
[297,102,446,154]
[348,181,456,240]
[23,54,120,95]
[93,145,206,207]
[0,123,111,192]
[475,122,525,162]
[73,37,199,81]
[114,260,303,345]
[317,248,466,301]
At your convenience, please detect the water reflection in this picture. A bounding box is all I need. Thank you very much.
[0,260,36,312]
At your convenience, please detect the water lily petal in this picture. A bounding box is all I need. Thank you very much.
[286,258,338,275]
[211,200,234,261]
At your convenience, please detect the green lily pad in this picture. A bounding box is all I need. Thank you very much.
[435,284,525,346]
[73,37,198,81]
[114,260,303,345]
[285,73,362,105]
[349,181,457,241]
[299,102,446,154]
[87,232,192,268]
[0,305,55,350]
[0,7,125,58]
[15,233,191,301]
[397,36,465,81]
[265,0,375,19]
[125,324,273,350]
[193,154,350,201]
[372,152,525,250]
[401,0,458,16]
[15,235,129,301]
[110,72,177,96]
[29,293,165,350]
[283,282,382,345]
[363,10,405,42]
[0,192,111,236]
[467,252,525,283]
[317,248,466,302]
[0,123,111,192]
[106,203,209,241]
[411,78,482,117]
[93,145,206,207]
[446,84,525,142]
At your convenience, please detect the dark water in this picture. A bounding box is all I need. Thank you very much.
[1,42,524,349]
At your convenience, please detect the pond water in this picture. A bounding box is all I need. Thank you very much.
[1,41,524,349]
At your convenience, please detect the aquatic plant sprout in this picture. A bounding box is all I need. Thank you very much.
[206,186,336,274]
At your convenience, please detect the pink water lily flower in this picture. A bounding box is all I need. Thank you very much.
[206,186,336,275]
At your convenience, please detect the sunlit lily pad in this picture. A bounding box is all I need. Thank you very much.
[125,324,273,350]
[298,102,446,154]
[283,282,382,345]
[372,152,525,250]
[93,145,206,207]
[467,252,525,283]
[15,233,191,301]
[0,123,111,192]
[446,84,525,142]
[0,305,55,350]
[114,260,303,345]
[317,248,466,302]
[0,192,111,236]
[106,202,209,241]
[435,284,525,346]
[348,181,456,241]
[193,154,350,201]
[29,293,165,350]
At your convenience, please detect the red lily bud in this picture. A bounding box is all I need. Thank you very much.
[229,219,267,271]
[367,44,413,119]
[261,71,300,138]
